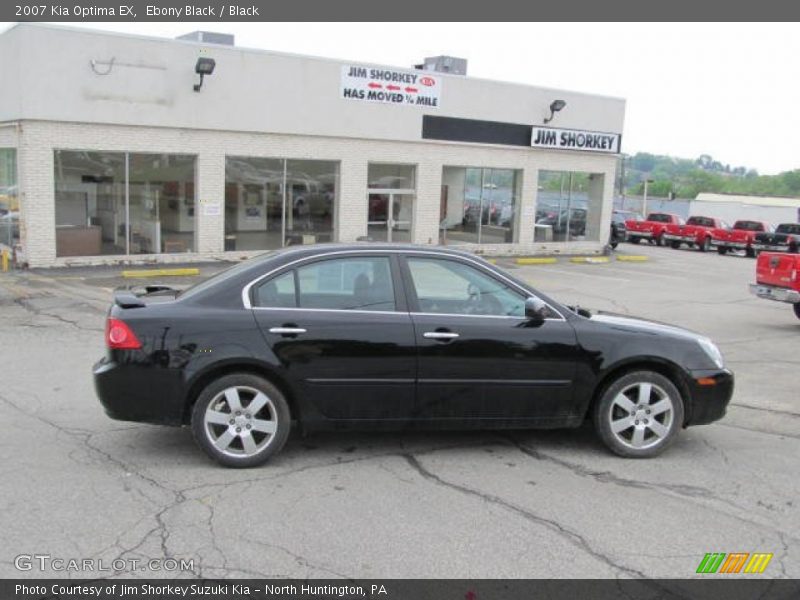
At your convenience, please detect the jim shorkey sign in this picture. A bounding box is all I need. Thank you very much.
[531,126,621,153]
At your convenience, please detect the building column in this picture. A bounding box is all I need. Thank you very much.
[516,166,539,246]
[195,151,225,254]
[337,158,368,242]
[18,129,56,268]
[412,160,441,245]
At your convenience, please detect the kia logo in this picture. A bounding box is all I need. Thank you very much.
[420,76,435,86]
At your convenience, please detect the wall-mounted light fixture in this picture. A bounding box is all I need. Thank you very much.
[193,57,216,92]
[543,99,566,124]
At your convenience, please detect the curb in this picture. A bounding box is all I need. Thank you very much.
[615,255,649,262]
[122,268,201,278]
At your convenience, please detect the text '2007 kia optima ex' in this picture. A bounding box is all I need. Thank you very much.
[93,244,733,467]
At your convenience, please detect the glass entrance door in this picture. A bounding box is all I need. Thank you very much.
[367,192,414,242]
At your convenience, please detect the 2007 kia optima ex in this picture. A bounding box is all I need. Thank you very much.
[93,244,733,467]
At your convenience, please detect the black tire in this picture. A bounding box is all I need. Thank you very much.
[655,234,665,247]
[699,237,711,252]
[670,241,680,249]
[191,373,291,468]
[746,247,756,258]
[610,241,619,249]
[794,303,800,320]
[790,244,798,254]
[593,370,685,458]
[629,236,641,245]
[717,246,727,255]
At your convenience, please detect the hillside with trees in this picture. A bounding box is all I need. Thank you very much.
[622,153,800,199]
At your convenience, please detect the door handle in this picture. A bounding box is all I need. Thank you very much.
[269,327,307,335]
[423,331,459,340]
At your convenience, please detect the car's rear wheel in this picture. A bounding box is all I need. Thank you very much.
[794,302,800,320]
[593,371,684,458]
[746,247,756,258]
[629,236,641,244]
[700,237,711,252]
[717,246,727,255]
[670,241,680,249]
[655,235,665,247]
[191,373,291,467]
[610,241,619,249]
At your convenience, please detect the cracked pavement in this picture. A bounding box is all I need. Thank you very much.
[0,244,798,579]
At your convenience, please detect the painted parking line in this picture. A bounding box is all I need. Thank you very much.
[570,256,610,264]
[616,255,649,262]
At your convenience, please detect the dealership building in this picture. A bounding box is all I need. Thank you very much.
[0,24,625,268]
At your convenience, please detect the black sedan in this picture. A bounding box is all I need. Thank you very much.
[94,244,733,467]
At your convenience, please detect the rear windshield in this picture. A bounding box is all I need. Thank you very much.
[776,223,800,234]
[647,213,673,223]
[734,221,764,231]
[179,253,277,300]
[687,216,714,227]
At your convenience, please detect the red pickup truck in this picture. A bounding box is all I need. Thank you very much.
[710,220,771,258]
[749,252,800,319]
[625,212,684,246]
[662,216,728,252]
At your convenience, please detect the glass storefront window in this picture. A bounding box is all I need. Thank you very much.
[54,151,196,257]
[535,171,603,243]
[367,163,415,190]
[285,160,337,247]
[54,151,126,257]
[0,149,19,248]
[440,166,520,245]
[129,154,196,254]
[224,157,338,251]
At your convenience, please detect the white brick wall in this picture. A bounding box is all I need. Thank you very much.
[17,120,618,267]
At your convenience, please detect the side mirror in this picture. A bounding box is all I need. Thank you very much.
[524,297,548,322]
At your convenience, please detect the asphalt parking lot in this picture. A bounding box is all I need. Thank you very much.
[0,244,798,579]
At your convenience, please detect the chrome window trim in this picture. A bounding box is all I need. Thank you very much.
[241,249,566,321]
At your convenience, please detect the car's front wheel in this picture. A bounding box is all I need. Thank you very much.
[593,371,684,458]
[794,302,800,320]
[191,373,291,467]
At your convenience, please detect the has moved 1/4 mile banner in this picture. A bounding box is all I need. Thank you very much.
[341,65,441,108]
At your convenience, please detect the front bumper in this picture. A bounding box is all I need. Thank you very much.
[687,368,734,426]
[93,357,185,425]
[749,283,800,304]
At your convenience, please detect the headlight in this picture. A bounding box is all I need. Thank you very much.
[697,337,724,369]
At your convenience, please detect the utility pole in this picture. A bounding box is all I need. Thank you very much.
[642,178,654,217]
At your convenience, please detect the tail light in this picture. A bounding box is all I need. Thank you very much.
[106,318,142,350]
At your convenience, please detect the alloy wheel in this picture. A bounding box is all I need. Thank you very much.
[203,385,278,458]
[607,382,675,450]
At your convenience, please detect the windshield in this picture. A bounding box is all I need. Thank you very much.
[647,213,672,223]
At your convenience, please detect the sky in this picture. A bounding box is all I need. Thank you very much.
[5,22,800,175]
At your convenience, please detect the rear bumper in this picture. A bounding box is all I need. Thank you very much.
[687,368,734,426]
[752,243,790,252]
[93,357,185,425]
[662,234,695,243]
[711,240,747,249]
[749,283,800,304]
